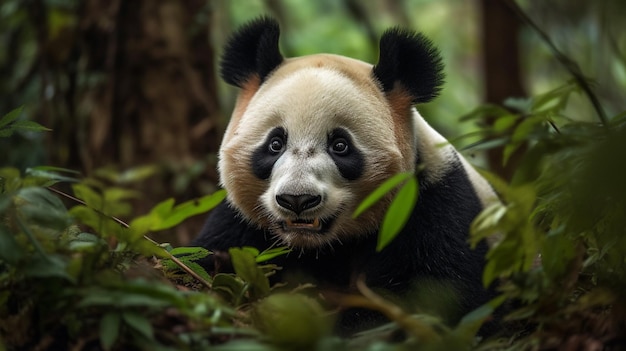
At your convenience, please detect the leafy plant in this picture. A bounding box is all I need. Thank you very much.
[0,106,50,138]
[464,81,626,348]
[353,172,418,251]
[0,167,241,350]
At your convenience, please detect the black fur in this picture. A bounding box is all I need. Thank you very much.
[372,28,445,103]
[192,159,497,335]
[220,17,283,87]
[327,128,365,180]
[251,127,287,180]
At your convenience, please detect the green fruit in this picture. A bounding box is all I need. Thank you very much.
[252,293,331,350]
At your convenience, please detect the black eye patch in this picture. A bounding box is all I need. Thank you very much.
[327,128,364,180]
[252,127,287,180]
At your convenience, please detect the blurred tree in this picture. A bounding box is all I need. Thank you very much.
[480,0,526,180]
[78,0,221,174]
[0,0,222,244]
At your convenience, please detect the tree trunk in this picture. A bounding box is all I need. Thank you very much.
[39,0,222,244]
[480,0,526,180]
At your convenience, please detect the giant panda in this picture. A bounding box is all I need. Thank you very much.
[192,17,499,335]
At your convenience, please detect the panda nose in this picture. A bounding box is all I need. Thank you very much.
[276,194,321,215]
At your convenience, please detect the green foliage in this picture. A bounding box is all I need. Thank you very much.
[0,106,50,137]
[5,72,624,349]
[160,246,212,282]
[0,168,239,350]
[229,247,271,300]
[353,172,419,252]
[463,81,626,348]
[131,190,226,233]
[252,293,331,350]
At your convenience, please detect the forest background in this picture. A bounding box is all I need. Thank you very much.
[1,0,626,350]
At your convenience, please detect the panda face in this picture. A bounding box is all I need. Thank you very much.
[219,58,410,248]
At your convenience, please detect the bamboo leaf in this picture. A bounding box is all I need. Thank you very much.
[0,224,24,264]
[377,176,418,252]
[149,189,227,231]
[0,106,24,128]
[256,247,291,263]
[229,247,270,299]
[353,172,413,219]
[122,312,154,340]
[9,120,51,132]
[100,312,121,351]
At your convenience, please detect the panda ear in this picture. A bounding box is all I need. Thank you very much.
[372,28,445,104]
[220,17,284,87]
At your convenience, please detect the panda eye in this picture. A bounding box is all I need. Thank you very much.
[331,138,349,155]
[268,137,284,154]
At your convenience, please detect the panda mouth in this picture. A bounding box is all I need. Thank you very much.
[282,217,323,232]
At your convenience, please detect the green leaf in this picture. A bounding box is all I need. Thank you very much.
[183,261,213,282]
[212,273,246,301]
[24,168,80,184]
[79,288,180,310]
[0,224,24,264]
[492,114,519,133]
[169,246,211,260]
[161,247,212,281]
[0,167,22,192]
[256,247,291,263]
[152,189,227,230]
[0,107,51,136]
[210,340,278,351]
[23,255,75,282]
[122,312,154,340]
[95,165,160,184]
[131,190,226,235]
[456,295,507,336]
[470,203,507,246]
[100,312,121,350]
[17,187,70,230]
[353,172,413,219]
[68,232,105,252]
[103,187,140,204]
[503,97,533,114]
[229,247,270,299]
[72,183,103,209]
[460,137,510,152]
[68,206,103,232]
[28,166,81,174]
[458,103,510,122]
[121,280,187,308]
[0,106,24,128]
[0,128,14,137]
[241,246,260,257]
[377,176,418,251]
[9,119,51,132]
[542,230,576,281]
[252,293,330,349]
[532,80,578,113]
